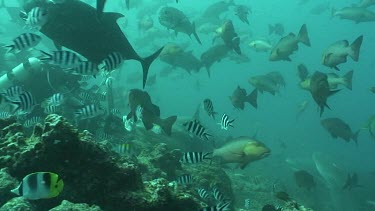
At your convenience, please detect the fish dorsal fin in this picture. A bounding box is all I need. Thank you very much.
[102,12,125,24]
[332,40,349,47]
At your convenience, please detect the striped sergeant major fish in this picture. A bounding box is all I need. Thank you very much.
[2,86,23,99]
[23,116,43,128]
[0,111,11,119]
[40,50,82,68]
[20,7,48,29]
[74,104,104,120]
[47,93,64,106]
[183,120,212,141]
[44,105,60,114]
[203,98,217,119]
[180,152,212,164]
[5,33,42,54]
[73,61,99,78]
[176,174,193,185]
[100,52,124,72]
[200,201,231,211]
[220,114,234,130]
[197,188,209,199]
[10,91,36,114]
[213,187,226,202]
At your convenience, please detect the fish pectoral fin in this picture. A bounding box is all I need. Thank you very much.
[238,161,249,170]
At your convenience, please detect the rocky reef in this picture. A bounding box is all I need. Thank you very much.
[0,114,219,210]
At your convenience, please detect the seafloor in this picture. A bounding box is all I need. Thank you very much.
[0,115,311,210]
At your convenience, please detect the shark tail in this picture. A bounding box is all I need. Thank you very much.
[140,47,164,88]
[349,35,363,62]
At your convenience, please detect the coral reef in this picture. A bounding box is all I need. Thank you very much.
[0,197,35,211]
[49,200,103,211]
[0,114,204,210]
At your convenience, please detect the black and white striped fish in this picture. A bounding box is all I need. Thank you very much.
[200,201,231,211]
[47,93,64,106]
[5,33,41,53]
[23,116,42,128]
[220,114,235,130]
[11,91,36,113]
[203,98,217,119]
[244,198,251,209]
[176,174,193,185]
[183,120,212,141]
[4,86,24,99]
[79,92,92,102]
[21,7,48,29]
[100,52,123,71]
[110,108,121,116]
[40,50,82,68]
[180,152,212,164]
[213,188,225,202]
[0,111,11,119]
[74,104,104,120]
[197,188,209,199]
[44,105,59,114]
[73,61,99,77]
[95,92,107,101]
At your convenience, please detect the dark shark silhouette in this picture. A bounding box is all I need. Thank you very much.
[39,0,162,88]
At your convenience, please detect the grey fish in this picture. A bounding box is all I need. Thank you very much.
[321,118,359,144]
[309,71,340,116]
[214,20,241,55]
[159,44,202,74]
[269,24,310,61]
[201,44,231,77]
[357,0,375,8]
[234,5,251,24]
[229,86,257,110]
[322,35,363,71]
[268,23,284,36]
[159,7,201,44]
[202,0,235,22]
[31,0,163,88]
[332,7,375,23]
[248,72,285,95]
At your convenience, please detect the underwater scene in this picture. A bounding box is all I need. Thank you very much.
[1,0,375,210]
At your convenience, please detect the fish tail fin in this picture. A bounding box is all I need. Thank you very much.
[160,115,177,136]
[126,0,130,9]
[331,7,336,18]
[246,89,258,109]
[211,111,217,120]
[343,70,353,90]
[349,35,363,62]
[192,22,202,45]
[329,89,341,96]
[205,65,211,78]
[141,46,164,88]
[297,24,310,47]
[4,45,15,54]
[268,24,274,35]
[232,36,242,55]
[39,50,53,61]
[96,0,107,18]
[353,130,360,145]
